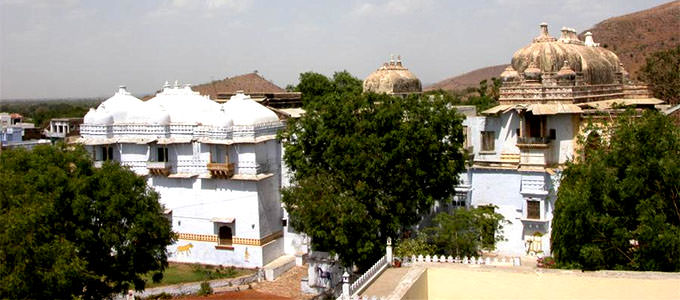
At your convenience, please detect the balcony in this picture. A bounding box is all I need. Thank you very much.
[517,136,550,145]
[207,162,235,179]
[147,161,171,176]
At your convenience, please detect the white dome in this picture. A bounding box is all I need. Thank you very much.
[127,102,171,125]
[147,83,220,125]
[98,86,143,123]
[222,92,279,126]
[84,108,97,124]
[209,107,234,128]
[85,108,113,125]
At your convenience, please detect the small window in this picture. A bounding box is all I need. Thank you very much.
[516,128,520,137]
[281,219,288,227]
[549,129,556,140]
[481,131,495,152]
[527,200,540,220]
[156,146,169,162]
[218,226,233,246]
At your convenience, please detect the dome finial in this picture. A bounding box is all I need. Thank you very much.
[397,55,402,67]
[584,31,598,47]
[534,22,556,43]
[390,54,395,66]
[173,80,180,89]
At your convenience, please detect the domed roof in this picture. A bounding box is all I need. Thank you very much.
[222,92,279,126]
[84,107,113,125]
[126,101,171,125]
[510,24,621,84]
[146,81,221,125]
[363,55,422,95]
[209,107,234,128]
[97,86,143,123]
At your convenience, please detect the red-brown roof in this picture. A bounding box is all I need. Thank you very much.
[192,73,286,99]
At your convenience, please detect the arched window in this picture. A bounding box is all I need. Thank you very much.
[218,226,232,246]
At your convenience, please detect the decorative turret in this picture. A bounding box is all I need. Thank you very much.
[523,61,542,82]
[500,65,520,82]
[584,32,599,47]
[556,60,577,82]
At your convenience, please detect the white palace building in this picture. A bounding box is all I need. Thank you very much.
[79,82,292,268]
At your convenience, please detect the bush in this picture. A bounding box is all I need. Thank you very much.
[197,281,212,296]
[394,235,436,258]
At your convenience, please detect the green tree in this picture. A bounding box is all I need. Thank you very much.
[293,70,363,106]
[281,72,466,269]
[0,145,175,299]
[641,46,680,105]
[551,110,680,271]
[425,207,506,258]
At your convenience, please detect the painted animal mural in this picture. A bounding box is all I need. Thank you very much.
[176,243,194,255]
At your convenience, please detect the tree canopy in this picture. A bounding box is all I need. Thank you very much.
[281,71,466,269]
[0,145,175,299]
[641,46,680,105]
[423,207,506,258]
[551,110,680,271]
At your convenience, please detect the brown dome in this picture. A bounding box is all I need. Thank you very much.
[510,24,621,84]
[363,55,422,95]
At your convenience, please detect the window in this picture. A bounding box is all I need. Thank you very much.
[527,200,540,220]
[218,226,233,246]
[481,131,495,152]
[156,146,169,162]
[549,129,556,140]
[210,145,229,164]
[97,145,114,161]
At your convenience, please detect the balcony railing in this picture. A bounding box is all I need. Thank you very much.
[207,162,235,179]
[147,161,171,176]
[517,136,550,145]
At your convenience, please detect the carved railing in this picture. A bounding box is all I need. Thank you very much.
[207,162,235,178]
[147,161,171,176]
[349,255,388,297]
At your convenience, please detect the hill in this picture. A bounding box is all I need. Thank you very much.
[427,1,680,91]
[425,64,507,92]
[579,0,680,80]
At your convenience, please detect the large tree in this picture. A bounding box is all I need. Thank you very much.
[0,145,175,299]
[551,110,680,271]
[641,46,680,105]
[281,72,466,269]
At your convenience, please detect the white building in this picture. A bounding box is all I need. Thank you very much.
[79,83,288,268]
[461,24,663,257]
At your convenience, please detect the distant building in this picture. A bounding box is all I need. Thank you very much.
[363,55,422,97]
[462,23,664,256]
[79,83,288,268]
[145,72,302,109]
[45,117,83,140]
[0,112,48,149]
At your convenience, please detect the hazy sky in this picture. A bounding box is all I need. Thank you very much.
[0,0,671,99]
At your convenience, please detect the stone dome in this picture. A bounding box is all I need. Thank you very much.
[363,55,422,95]
[510,23,621,84]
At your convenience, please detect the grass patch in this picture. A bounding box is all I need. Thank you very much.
[143,263,254,288]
